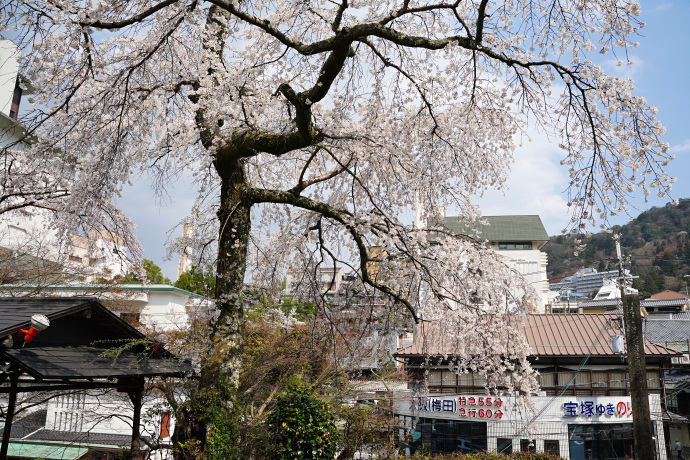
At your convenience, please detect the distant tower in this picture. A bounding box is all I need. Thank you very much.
[414,192,445,229]
[177,223,194,279]
[414,192,426,229]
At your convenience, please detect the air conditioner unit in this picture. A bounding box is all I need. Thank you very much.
[671,354,690,365]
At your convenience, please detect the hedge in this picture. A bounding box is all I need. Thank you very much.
[379,453,564,460]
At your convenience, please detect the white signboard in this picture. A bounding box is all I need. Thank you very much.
[398,394,635,423]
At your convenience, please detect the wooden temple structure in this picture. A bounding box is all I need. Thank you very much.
[0,297,193,459]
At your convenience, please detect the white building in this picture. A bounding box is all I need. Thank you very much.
[0,287,206,459]
[550,267,631,300]
[0,39,132,284]
[284,266,346,302]
[0,283,208,332]
[421,213,551,312]
[42,390,174,460]
[0,39,32,123]
[393,393,666,459]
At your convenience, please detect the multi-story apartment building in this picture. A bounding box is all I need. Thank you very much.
[283,266,346,303]
[422,213,551,311]
[550,267,628,300]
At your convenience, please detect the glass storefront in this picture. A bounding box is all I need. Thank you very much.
[568,423,643,459]
[414,417,487,455]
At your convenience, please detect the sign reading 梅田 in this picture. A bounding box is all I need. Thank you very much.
[414,396,504,420]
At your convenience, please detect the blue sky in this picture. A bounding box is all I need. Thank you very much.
[118,0,690,279]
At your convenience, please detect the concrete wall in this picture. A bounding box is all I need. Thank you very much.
[0,40,19,118]
[493,247,549,312]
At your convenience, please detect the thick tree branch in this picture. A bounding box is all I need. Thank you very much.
[332,0,348,32]
[83,0,183,29]
[475,0,490,42]
[242,186,420,323]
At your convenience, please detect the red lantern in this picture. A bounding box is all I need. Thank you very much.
[19,314,50,345]
[152,333,169,354]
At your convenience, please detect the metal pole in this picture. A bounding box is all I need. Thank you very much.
[128,378,144,460]
[0,373,18,460]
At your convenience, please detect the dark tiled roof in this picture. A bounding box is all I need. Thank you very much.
[579,298,688,309]
[644,298,689,308]
[4,346,191,379]
[9,409,48,439]
[0,297,139,340]
[428,215,549,242]
[0,297,192,379]
[0,298,96,337]
[643,319,690,344]
[395,314,676,358]
[579,299,621,308]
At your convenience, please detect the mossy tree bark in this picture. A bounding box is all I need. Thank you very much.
[622,294,655,460]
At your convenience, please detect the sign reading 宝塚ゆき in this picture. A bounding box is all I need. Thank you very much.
[562,400,632,419]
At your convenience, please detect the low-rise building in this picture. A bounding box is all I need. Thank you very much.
[0,297,191,459]
[578,288,689,316]
[394,314,676,459]
[0,283,209,332]
[284,266,345,303]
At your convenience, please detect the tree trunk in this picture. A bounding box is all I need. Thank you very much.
[174,157,252,459]
[622,294,656,459]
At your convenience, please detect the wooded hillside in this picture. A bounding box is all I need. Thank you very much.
[545,199,690,295]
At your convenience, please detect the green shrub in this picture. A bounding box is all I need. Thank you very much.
[378,452,564,460]
[266,384,339,460]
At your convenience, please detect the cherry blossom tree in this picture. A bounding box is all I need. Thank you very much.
[2,0,674,456]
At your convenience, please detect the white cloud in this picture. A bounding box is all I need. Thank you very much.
[602,55,644,81]
[669,139,690,153]
[475,131,571,236]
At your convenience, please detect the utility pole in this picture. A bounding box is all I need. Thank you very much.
[615,235,655,459]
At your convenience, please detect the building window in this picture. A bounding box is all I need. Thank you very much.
[497,438,513,454]
[68,255,82,262]
[568,423,639,460]
[120,312,141,324]
[544,440,560,456]
[161,412,171,438]
[520,439,535,452]
[89,257,105,266]
[414,418,486,455]
[498,242,533,250]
